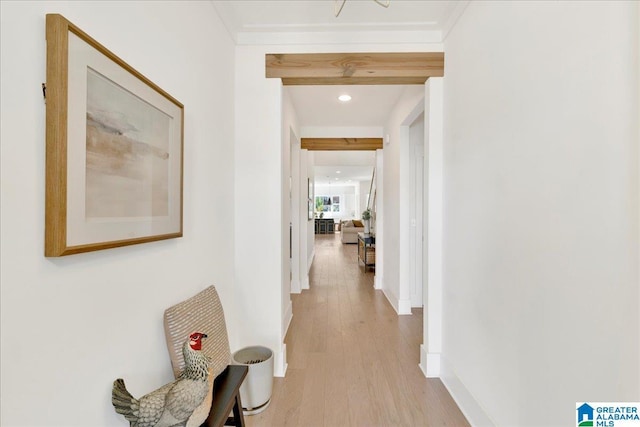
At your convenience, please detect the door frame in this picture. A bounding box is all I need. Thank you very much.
[269,53,445,379]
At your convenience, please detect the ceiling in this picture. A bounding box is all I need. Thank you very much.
[211,0,455,185]
[211,0,461,35]
[314,151,376,186]
[292,84,421,186]
[287,85,413,128]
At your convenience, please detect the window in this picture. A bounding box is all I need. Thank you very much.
[315,195,340,215]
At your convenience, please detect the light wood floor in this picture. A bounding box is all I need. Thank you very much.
[245,233,470,427]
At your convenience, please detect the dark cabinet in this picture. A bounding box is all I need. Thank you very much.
[314,218,335,234]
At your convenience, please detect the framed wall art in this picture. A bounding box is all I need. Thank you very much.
[45,14,184,256]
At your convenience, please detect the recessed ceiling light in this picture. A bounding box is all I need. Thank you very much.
[338,94,351,102]
[336,170,341,174]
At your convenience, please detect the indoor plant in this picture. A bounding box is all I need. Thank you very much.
[362,208,372,233]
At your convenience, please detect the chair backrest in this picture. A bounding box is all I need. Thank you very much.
[163,286,231,380]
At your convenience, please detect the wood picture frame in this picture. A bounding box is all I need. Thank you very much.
[45,14,184,256]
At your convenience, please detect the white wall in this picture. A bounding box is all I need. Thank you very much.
[290,126,301,295]
[234,45,285,374]
[409,112,425,308]
[381,86,426,314]
[421,77,445,378]
[299,148,312,290]
[315,184,356,220]
[344,192,357,219]
[280,87,297,370]
[306,151,316,277]
[301,126,383,139]
[374,149,384,290]
[358,180,369,217]
[441,2,639,426]
[0,2,236,426]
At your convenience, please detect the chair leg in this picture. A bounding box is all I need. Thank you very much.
[231,393,245,427]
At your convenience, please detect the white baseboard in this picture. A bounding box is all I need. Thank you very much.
[382,288,399,313]
[307,249,315,273]
[419,344,429,377]
[283,300,293,338]
[398,298,412,315]
[418,344,427,377]
[291,279,301,294]
[418,346,441,378]
[275,304,293,379]
[381,288,412,315]
[440,356,494,427]
[374,273,383,290]
[303,250,314,290]
[273,343,288,378]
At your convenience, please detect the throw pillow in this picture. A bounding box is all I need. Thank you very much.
[343,220,353,227]
[352,220,364,228]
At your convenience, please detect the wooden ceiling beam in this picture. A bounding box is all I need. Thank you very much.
[281,76,427,86]
[301,138,382,151]
[266,52,444,85]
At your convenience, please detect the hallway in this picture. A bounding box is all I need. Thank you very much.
[246,233,469,426]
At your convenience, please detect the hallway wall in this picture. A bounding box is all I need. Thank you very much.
[441,2,639,426]
[306,151,316,278]
[315,184,357,221]
[0,2,236,425]
[382,86,426,314]
[234,45,285,373]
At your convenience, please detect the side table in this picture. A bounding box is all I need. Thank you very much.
[357,232,375,270]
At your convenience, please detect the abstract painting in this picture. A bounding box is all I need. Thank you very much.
[45,14,184,256]
[85,69,170,218]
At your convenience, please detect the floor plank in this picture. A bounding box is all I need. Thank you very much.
[245,233,470,427]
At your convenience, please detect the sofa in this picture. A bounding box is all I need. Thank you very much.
[340,219,365,243]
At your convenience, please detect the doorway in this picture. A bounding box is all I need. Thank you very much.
[268,53,444,378]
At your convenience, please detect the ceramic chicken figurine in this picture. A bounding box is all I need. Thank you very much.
[112,332,211,427]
